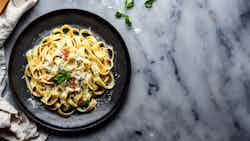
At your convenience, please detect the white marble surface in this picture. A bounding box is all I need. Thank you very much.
[4,0,250,140]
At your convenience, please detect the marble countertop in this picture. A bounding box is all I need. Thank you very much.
[4,0,250,140]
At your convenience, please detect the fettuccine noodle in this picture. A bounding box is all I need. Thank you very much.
[25,25,115,117]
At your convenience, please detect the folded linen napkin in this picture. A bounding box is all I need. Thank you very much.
[0,0,47,140]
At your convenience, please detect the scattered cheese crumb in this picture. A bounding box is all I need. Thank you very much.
[134,28,141,34]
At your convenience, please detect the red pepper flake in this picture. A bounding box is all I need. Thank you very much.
[63,49,70,60]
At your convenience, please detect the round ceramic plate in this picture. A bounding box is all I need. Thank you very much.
[8,9,131,132]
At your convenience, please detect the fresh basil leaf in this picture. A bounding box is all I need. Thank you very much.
[125,15,132,27]
[115,11,123,18]
[125,0,134,9]
[145,0,155,8]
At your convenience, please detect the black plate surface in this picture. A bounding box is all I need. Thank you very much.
[8,9,131,132]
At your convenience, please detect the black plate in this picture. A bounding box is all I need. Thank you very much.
[8,9,131,132]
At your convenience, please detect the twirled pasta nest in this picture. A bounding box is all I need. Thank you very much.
[25,25,115,117]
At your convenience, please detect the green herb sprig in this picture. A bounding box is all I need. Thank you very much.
[53,69,71,85]
[115,11,132,27]
[115,0,156,27]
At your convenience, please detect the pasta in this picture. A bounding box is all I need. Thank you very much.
[24,25,115,117]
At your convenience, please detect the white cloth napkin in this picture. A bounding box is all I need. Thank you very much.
[0,0,47,140]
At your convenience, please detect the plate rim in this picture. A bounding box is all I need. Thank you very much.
[8,8,131,132]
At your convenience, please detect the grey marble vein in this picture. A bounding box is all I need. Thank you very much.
[4,0,250,140]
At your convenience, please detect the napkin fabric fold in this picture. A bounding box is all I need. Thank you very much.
[0,0,47,140]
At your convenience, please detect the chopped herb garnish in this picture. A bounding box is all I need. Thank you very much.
[145,0,155,8]
[125,0,134,9]
[125,15,132,26]
[53,69,71,85]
